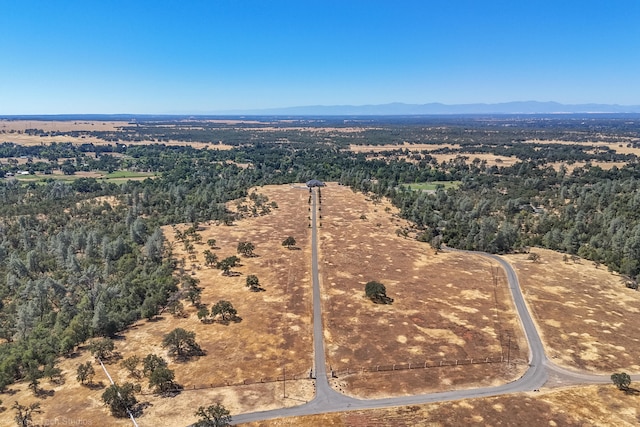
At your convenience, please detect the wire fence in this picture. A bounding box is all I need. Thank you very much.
[331,355,509,377]
[138,355,510,395]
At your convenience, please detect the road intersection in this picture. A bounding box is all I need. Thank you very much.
[230,189,627,425]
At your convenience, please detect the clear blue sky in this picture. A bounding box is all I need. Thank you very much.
[1,0,639,114]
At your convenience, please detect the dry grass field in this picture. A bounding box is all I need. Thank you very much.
[0,184,316,426]
[0,120,234,149]
[350,140,638,171]
[0,183,528,426]
[241,384,640,426]
[318,184,528,397]
[504,248,640,373]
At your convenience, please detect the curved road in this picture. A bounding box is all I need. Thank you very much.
[230,190,622,425]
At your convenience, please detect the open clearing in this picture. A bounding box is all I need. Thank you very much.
[350,141,637,171]
[7,170,157,184]
[319,184,528,398]
[0,131,233,149]
[404,181,462,191]
[505,248,640,373]
[240,384,640,426]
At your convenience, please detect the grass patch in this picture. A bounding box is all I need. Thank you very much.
[11,170,157,184]
[103,170,156,179]
[404,181,461,191]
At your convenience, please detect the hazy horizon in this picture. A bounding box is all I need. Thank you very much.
[1,1,639,114]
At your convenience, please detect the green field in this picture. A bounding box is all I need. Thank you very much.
[404,181,462,191]
[12,170,157,184]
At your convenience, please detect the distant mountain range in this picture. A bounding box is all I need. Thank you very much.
[222,101,640,115]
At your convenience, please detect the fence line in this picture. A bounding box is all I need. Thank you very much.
[332,355,507,377]
[139,355,509,395]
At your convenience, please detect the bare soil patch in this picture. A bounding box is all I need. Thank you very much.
[241,384,640,426]
[318,184,528,397]
[504,248,640,373]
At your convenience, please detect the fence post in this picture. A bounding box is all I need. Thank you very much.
[392,364,395,371]
[470,358,473,364]
[409,363,411,370]
[455,360,458,365]
[376,365,379,372]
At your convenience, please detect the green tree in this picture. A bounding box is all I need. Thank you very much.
[141,296,160,320]
[194,403,232,427]
[246,275,260,292]
[203,250,218,267]
[142,354,168,378]
[76,361,95,385]
[216,256,240,276]
[120,356,141,378]
[89,337,115,360]
[282,236,296,249]
[197,305,210,322]
[13,401,42,427]
[364,281,392,304]
[168,299,185,317]
[206,238,217,249]
[162,328,202,359]
[102,383,140,418]
[611,372,631,391]
[528,252,541,263]
[149,365,178,395]
[237,241,255,257]
[26,363,42,396]
[211,300,237,322]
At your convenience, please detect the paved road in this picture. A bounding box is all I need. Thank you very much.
[229,194,620,425]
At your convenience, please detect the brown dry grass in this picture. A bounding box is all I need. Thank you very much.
[319,184,528,397]
[0,184,315,427]
[504,248,640,373]
[547,160,629,172]
[524,138,640,154]
[0,120,129,132]
[349,143,460,153]
[0,132,233,149]
[0,120,234,149]
[241,384,640,426]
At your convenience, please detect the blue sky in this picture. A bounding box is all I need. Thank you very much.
[1,0,639,114]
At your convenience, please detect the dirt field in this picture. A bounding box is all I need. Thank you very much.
[318,184,528,397]
[241,384,640,426]
[504,248,640,373]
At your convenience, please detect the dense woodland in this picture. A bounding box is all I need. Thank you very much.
[1,115,640,393]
